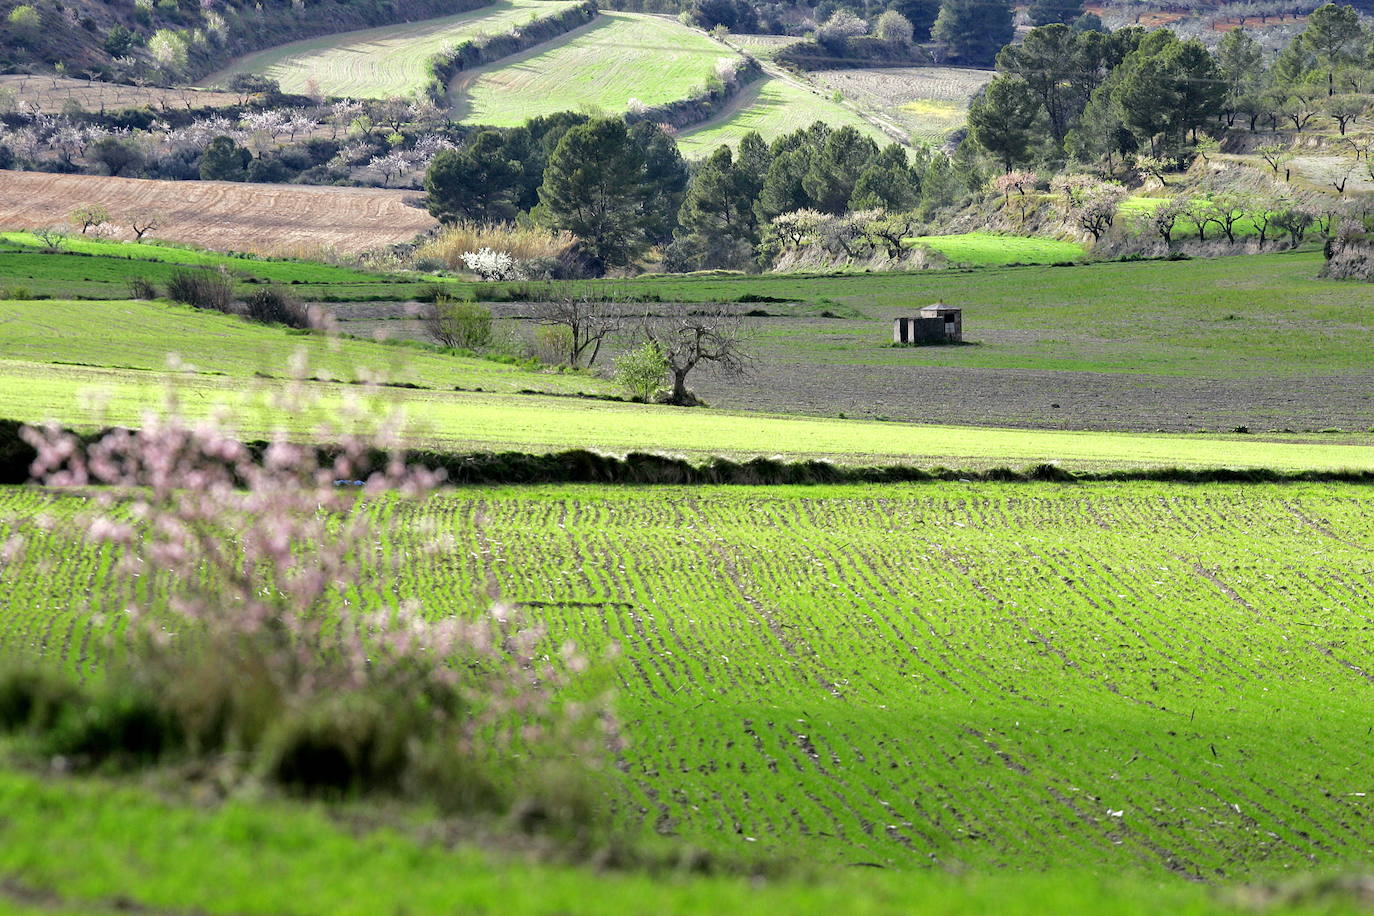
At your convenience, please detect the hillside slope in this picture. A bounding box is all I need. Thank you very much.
[0,0,485,81]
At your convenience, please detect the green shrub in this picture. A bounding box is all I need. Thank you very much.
[244,286,310,328]
[0,666,79,733]
[534,325,573,365]
[167,268,235,313]
[422,297,492,350]
[614,341,668,401]
[128,277,158,299]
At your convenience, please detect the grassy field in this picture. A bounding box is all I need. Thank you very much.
[2,767,1372,916]
[3,771,1367,916]
[675,76,896,157]
[204,0,582,99]
[910,232,1085,266]
[6,481,1374,899]
[488,251,1374,380]
[0,171,436,258]
[4,295,1374,467]
[0,234,453,301]
[0,298,606,397]
[453,12,734,125]
[5,358,1374,469]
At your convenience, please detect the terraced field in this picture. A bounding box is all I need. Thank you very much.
[0,75,240,113]
[6,481,1374,878]
[675,76,896,156]
[810,67,994,143]
[0,298,609,398]
[0,171,436,257]
[204,0,582,98]
[0,233,458,301]
[452,12,734,125]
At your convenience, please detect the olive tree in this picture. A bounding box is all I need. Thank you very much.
[636,309,755,406]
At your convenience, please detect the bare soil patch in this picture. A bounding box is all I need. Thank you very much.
[332,303,1374,434]
[0,171,437,257]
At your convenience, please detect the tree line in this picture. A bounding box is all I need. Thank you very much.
[424,117,979,274]
[969,4,1374,172]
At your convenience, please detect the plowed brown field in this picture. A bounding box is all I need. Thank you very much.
[0,75,242,113]
[0,172,437,256]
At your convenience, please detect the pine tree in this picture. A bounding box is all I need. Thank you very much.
[968,76,1044,171]
[424,131,523,224]
[538,117,651,269]
[932,0,1014,66]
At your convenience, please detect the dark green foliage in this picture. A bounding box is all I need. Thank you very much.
[968,76,1043,171]
[167,269,235,314]
[199,136,250,182]
[538,117,654,269]
[88,136,144,177]
[1028,0,1083,27]
[425,131,524,225]
[850,144,920,210]
[226,73,281,95]
[1297,3,1367,93]
[102,24,136,57]
[932,0,1013,66]
[244,287,310,328]
[803,127,881,214]
[671,145,763,271]
[0,419,37,485]
[630,121,690,246]
[890,0,942,40]
[683,0,757,31]
[44,687,176,765]
[0,666,78,732]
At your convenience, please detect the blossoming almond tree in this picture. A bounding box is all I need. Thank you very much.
[10,365,614,808]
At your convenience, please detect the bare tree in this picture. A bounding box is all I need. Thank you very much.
[534,295,623,368]
[1330,156,1357,195]
[130,212,161,243]
[638,309,755,406]
[32,225,68,250]
[1206,192,1248,243]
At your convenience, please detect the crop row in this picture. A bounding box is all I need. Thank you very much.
[2,482,1372,875]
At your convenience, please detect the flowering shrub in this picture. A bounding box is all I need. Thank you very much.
[8,395,611,812]
[461,247,518,281]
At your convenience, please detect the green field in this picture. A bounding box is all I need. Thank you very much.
[481,250,1374,380]
[6,357,1374,470]
[453,12,734,125]
[6,235,1374,915]
[0,233,456,301]
[0,298,607,397]
[910,232,1085,266]
[2,771,1364,916]
[6,480,1374,905]
[204,0,582,98]
[1119,196,1266,240]
[675,77,895,157]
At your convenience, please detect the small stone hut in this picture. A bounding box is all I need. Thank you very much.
[893,303,961,345]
